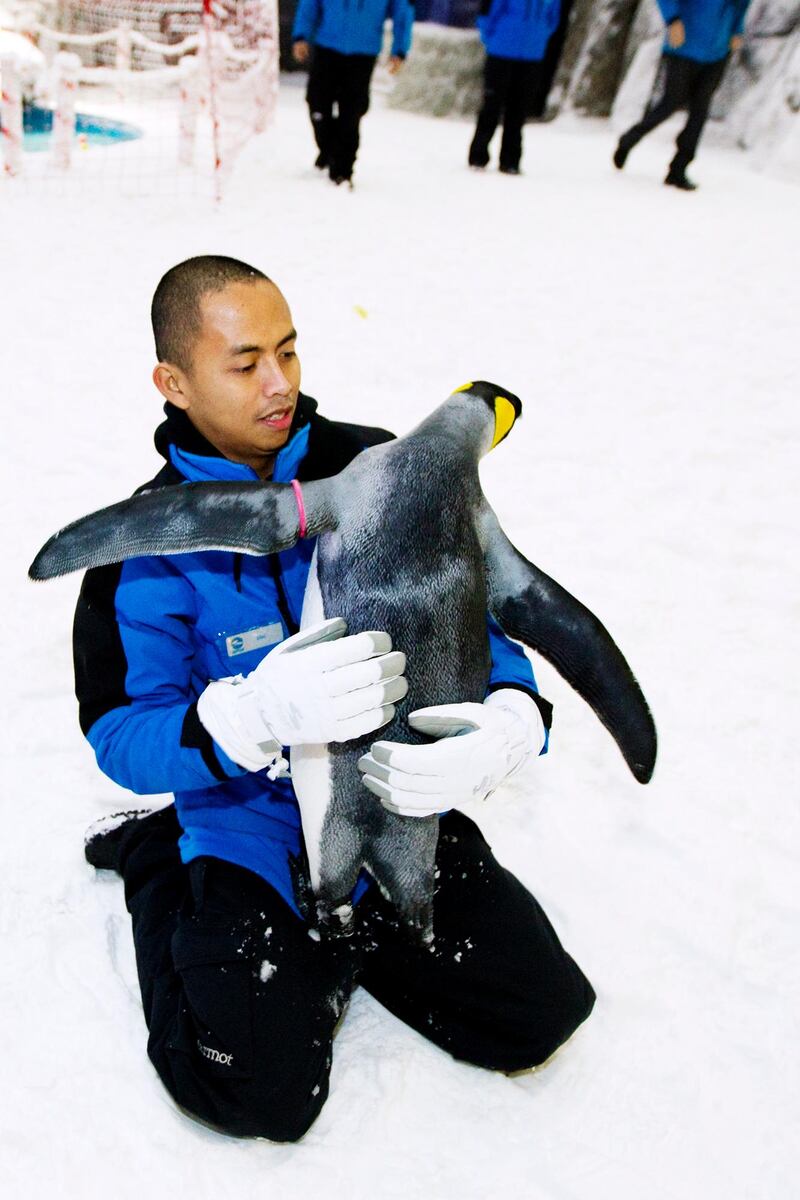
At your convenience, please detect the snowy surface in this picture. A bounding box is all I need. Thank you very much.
[1,80,798,1199]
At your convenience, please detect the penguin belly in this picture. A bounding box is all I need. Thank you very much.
[313,502,490,941]
[289,545,337,915]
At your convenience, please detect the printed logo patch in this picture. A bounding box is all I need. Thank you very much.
[197,1040,233,1067]
[226,623,283,658]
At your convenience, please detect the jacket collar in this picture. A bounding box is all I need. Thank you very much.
[154,392,318,459]
[153,393,319,484]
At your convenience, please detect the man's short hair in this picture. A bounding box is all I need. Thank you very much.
[152,255,271,370]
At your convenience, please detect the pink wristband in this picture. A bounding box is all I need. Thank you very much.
[291,479,307,538]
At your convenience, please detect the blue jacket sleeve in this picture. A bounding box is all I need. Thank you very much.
[655,0,682,26]
[478,0,506,41]
[78,556,247,797]
[485,614,551,754]
[390,0,414,58]
[734,1,750,36]
[292,0,323,43]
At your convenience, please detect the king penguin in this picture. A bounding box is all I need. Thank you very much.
[30,382,657,941]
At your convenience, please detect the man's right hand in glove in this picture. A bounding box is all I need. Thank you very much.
[197,617,407,773]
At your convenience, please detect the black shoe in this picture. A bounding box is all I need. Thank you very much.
[613,137,633,170]
[330,173,353,190]
[468,162,487,172]
[84,808,159,872]
[314,152,328,171]
[664,170,698,191]
[499,164,521,175]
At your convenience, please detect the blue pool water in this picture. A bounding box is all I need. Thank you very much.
[23,105,143,152]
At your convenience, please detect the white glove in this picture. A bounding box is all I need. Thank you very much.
[197,617,407,774]
[357,688,545,817]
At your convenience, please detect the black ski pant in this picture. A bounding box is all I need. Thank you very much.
[306,44,376,181]
[619,52,729,174]
[117,805,595,1141]
[469,56,544,171]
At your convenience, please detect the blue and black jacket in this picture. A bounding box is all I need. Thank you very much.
[74,396,550,917]
[477,0,562,63]
[292,0,414,59]
[656,0,750,63]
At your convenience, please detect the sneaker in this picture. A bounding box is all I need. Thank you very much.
[665,170,698,191]
[84,808,159,871]
[499,164,521,176]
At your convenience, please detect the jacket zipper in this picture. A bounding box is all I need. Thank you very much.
[268,553,299,635]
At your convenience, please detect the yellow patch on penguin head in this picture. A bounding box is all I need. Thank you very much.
[450,381,521,450]
[490,394,518,449]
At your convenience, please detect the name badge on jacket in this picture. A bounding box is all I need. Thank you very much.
[226,623,283,658]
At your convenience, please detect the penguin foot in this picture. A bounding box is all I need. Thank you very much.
[316,899,355,938]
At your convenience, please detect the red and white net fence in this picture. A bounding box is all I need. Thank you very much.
[1,0,279,198]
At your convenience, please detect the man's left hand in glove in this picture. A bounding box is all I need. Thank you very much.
[357,689,546,817]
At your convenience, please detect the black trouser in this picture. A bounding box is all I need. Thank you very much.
[469,57,544,171]
[619,53,728,174]
[306,44,376,181]
[118,805,595,1141]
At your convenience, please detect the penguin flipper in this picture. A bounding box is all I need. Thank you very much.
[480,507,657,784]
[29,479,336,579]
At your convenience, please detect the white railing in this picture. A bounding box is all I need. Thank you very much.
[51,49,79,169]
[0,53,24,177]
[33,22,202,64]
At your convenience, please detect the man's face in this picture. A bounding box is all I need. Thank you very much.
[162,279,301,475]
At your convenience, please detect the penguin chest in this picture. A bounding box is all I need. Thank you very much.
[290,544,333,894]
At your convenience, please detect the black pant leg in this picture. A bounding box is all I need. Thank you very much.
[328,52,376,181]
[671,56,728,173]
[620,54,695,151]
[306,45,339,165]
[120,812,357,1141]
[469,57,513,167]
[359,811,595,1072]
[119,805,190,1023]
[499,60,540,171]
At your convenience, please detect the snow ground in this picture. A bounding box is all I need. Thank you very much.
[1,80,798,1200]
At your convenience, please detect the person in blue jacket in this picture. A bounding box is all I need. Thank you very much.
[291,0,414,185]
[77,255,594,1140]
[613,0,751,189]
[468,0,562,174]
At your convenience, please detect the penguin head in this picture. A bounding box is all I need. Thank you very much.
[451,381,522,453]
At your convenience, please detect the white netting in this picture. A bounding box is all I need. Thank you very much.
[0,0,278,198]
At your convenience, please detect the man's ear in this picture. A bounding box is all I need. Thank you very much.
[153,362,190,410]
